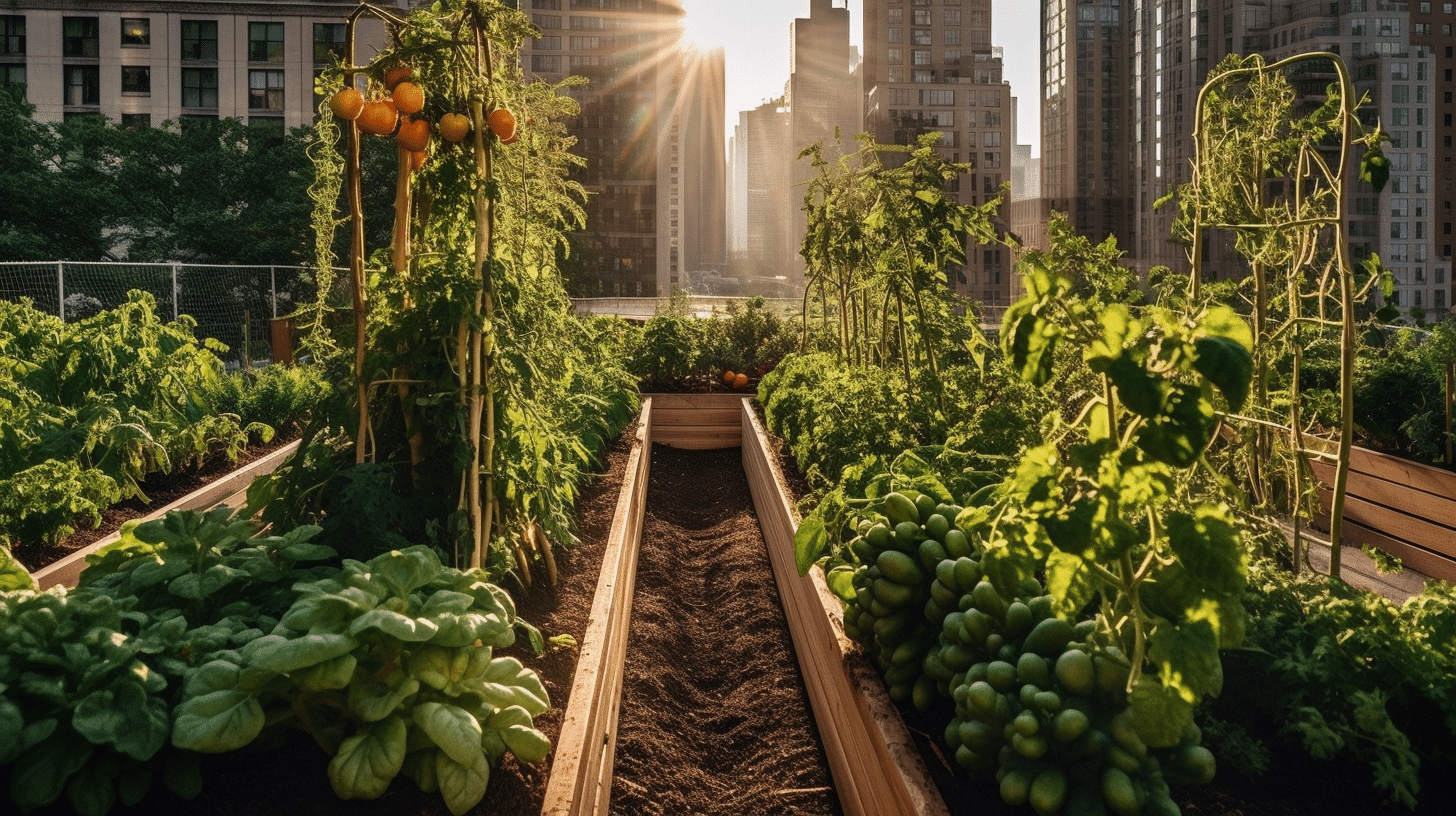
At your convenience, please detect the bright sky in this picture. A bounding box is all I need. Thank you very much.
[681,0,1041,156]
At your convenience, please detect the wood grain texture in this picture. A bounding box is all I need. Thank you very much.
[541,401,653,816]
[741,401,950,816]
[32,439,303,590]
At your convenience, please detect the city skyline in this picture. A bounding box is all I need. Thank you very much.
[682,0,1042,153]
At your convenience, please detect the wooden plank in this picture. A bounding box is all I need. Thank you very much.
[652,426,742,450]
[1310,476,1456,558]
[742,403,949,816]
[33,439,303,590]
[640,392,753,411]
[1335,521,1456,583]
[1309,461,1456,536]
[650,408,742,427]
[1301,434,1456,497]
[541,401,653,816]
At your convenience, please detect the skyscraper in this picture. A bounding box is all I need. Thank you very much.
[522,0,725,297]
[1039,0,1451,317]
[862,0,1015,304]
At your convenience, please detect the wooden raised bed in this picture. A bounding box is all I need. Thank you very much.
[31,439,302,590]
[543,394,947,816]
[1306,437,1456,583]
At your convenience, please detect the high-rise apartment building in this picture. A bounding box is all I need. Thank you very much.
[1040,0,1452,317]
[523,0,725,297]
[0,1,391,131]
[862,0,1015,304]
[743,97,794,282]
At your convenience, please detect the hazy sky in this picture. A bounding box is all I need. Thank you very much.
[681,0,1042,156]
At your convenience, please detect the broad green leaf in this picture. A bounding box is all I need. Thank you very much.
[825,565,856,602]
[1196,305,1254,350]
[1147,618,1223,704]
[501,723,550,765]
[10,730,92,810]
[65,759,116,816]
[1192,336,1253,413]
[421,590,476,616]
[0,546,37,591]
[477,657,549,716]
[410,645,490,694]
[1106,355,1164,418]
[348,665,421,723]
[794,515,828,577]
[1127,677,1194,749]
[1005,311,1061,386]
[430,611,509,649]
[241,633,356,674]
[328,715,407,801]
[1042,496,1098,559]
[368,546,444,597]
[171,688,265,753]
[349,608,440,642]
[72,679,170,760]
[293,652,359,691]
[0,693,24,763]
[1044,551,1098,619]
[1135,384,1215,467]
[1166,507,1247,595]
[402,747,441,793]
[1085,303,1133,368]
[414,702,484,766]
[435,748,490,816]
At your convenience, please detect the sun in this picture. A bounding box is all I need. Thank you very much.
[679,0,731,53]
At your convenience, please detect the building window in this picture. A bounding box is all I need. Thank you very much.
[913,49,931,65]
[1,15,23,56]
[65,65,99,105]
[122,18,149,47]
[888,47,902,63]
[182,20,219,61]
[182,67,218,108]
[63,17,99,58]
[248,116,285,137]
[121,113,150,129]
[888,28,901,42]
[569,36,600,49]
[249,22,284,63]
[122,65,150,94]
[945,9,962,25]
[924,89,955,105]
[913,69,933,82]
[531,54,561,72]
[534,0,561,8]
[914,9,932,25]
[314,23,345,64]
[249,69,283,110]
[2,64,24,101]
[913,29,932,45]
[944,29,961,45]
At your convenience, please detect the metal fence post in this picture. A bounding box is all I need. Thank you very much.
[171,263,180,320]
[271,267,278,319]
[56,261,65,321]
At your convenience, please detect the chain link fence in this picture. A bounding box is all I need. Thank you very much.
[0,262,346,367]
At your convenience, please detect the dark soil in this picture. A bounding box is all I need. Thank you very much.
[609,444,841,816]
[10,437,296,573]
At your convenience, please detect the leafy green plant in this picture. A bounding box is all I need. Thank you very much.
[0,507,338,815]
[170,545,549,815]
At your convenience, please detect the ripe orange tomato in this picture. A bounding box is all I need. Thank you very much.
[722,370,736,385]
[732,373,749,390]
[356,98,399,135]
[396,117,430,152]
[410,149,427,172]
[486,108,516,141]
[392,81,424,115]
[438,112,470,143]
[328,87,364,120]
[384,65,412,90]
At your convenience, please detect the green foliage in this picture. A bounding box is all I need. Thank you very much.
[271,0,638,574]
[170,545,548,815]
[696,296,801,378]
[200,363,332,439]
[0,294,273,548]
[630,306,702,385]
[0,507,337,815]
[0,92,323,265]
[1234,563,1456,809]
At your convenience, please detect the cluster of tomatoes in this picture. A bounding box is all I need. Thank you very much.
[721,370,750,390]
[328,65,518,168]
